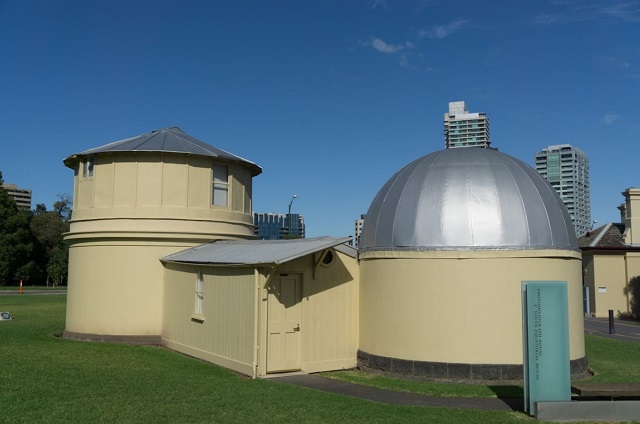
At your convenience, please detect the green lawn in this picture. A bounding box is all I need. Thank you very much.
[2,295,639,423]
[583,333,640,383]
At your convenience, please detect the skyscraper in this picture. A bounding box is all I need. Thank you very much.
[354,214,365,248]
[535,144,591,236]
[1,183,32,210]
[444,101,490,149]
[253,212,305,240]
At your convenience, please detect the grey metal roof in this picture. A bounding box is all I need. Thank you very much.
[63,127,262,176]
[162,236,353,265]
[360,148,577,251]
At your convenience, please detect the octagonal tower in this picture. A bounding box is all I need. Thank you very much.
[63,127,261,342]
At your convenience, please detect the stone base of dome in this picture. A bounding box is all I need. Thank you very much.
[357,350,589,383]
[63,331,162,345]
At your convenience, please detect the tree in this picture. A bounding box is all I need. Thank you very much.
[34,203,47,215]
[46,242,68,287]
[53,193,72,222]
[0,171,35,285]
[30,194,71,286]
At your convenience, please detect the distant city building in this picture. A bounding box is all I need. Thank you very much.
[444,101,491,149]
[254,212,305,240]
[2,183,32,209]
[354,214,365,248]
[535,144,591,236]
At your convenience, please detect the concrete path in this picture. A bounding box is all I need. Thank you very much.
[273,374,523,411]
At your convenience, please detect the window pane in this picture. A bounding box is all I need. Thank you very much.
[213,186,228,206]
[213,165,228,183]
[195,272,204,315]
[212,164,229,206]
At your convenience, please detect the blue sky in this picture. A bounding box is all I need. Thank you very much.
[1,0,639,238]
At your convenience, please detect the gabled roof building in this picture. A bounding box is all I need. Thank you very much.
[579,188,640,318]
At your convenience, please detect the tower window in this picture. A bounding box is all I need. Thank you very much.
[82,158,94,178]
[212,164,229,206]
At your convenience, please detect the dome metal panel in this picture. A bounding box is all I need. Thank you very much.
[360,148,577,251]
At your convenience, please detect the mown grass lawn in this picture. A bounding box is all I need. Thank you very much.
[0,295,534,423]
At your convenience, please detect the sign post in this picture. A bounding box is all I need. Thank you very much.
[522,281,571,414]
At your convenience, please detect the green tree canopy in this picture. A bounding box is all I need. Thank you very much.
[0,171,36,285]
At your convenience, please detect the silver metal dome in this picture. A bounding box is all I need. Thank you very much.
[360,148,577,251]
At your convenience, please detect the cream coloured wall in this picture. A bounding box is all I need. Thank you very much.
[162,263,257,376]
[70,152,255,236]
[161,248,358,378]
[582,253,596,314]
[65,240,194,336]
[65,151,259,340]
[276,250,359,374]
[359,250,584,365]
[626,252,640,316]
[590,253,628,317]
[623,188,640,245]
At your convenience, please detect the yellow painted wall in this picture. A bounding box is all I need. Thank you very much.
[582,253,596,314]
[69,152,255,235]
[359,250,584,365]
[590,253,628,317]
[65,240,193,335]
[622,188,640,245]
[274,249,359,374]
[162,248,359,377]
[162,263,257,376]
[65,151,258,339]
[626,252,640,317]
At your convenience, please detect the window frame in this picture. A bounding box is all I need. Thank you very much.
[81,157,94,179]
[211,163,229,207]
[192,271,205,322]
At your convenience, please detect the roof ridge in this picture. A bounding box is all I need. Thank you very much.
[590,223,612,247]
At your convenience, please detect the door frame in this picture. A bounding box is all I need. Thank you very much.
[262,272,303,374]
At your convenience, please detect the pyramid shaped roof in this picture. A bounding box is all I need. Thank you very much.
[63,127,262,176]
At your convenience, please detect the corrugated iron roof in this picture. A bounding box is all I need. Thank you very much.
[162,236,353,265]
[63,127,262,176]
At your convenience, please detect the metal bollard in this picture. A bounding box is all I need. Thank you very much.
[608,309,615,334]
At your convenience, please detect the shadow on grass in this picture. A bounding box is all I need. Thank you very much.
[488,386,524,412]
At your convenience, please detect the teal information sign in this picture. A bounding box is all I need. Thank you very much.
[522,281,571,414]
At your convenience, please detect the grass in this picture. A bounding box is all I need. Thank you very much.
[0,295,533,423]
[4,295,640,423]
[583,333,640,383]
[0,285,66,291]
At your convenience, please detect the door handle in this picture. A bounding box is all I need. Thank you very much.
[293,324,300,332]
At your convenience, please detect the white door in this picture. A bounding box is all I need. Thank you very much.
[267,275,302,373]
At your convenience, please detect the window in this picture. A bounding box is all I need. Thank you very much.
[321,249,335,267]
[194,271,204,316]
[82,158,94,178]
[212,164,229,206]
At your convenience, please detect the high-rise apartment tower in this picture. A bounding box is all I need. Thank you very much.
[253,212,305,240]
[354,214,365,248]
[535,144,591,236]
[444,101,490,149]
[2,183,32,210]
